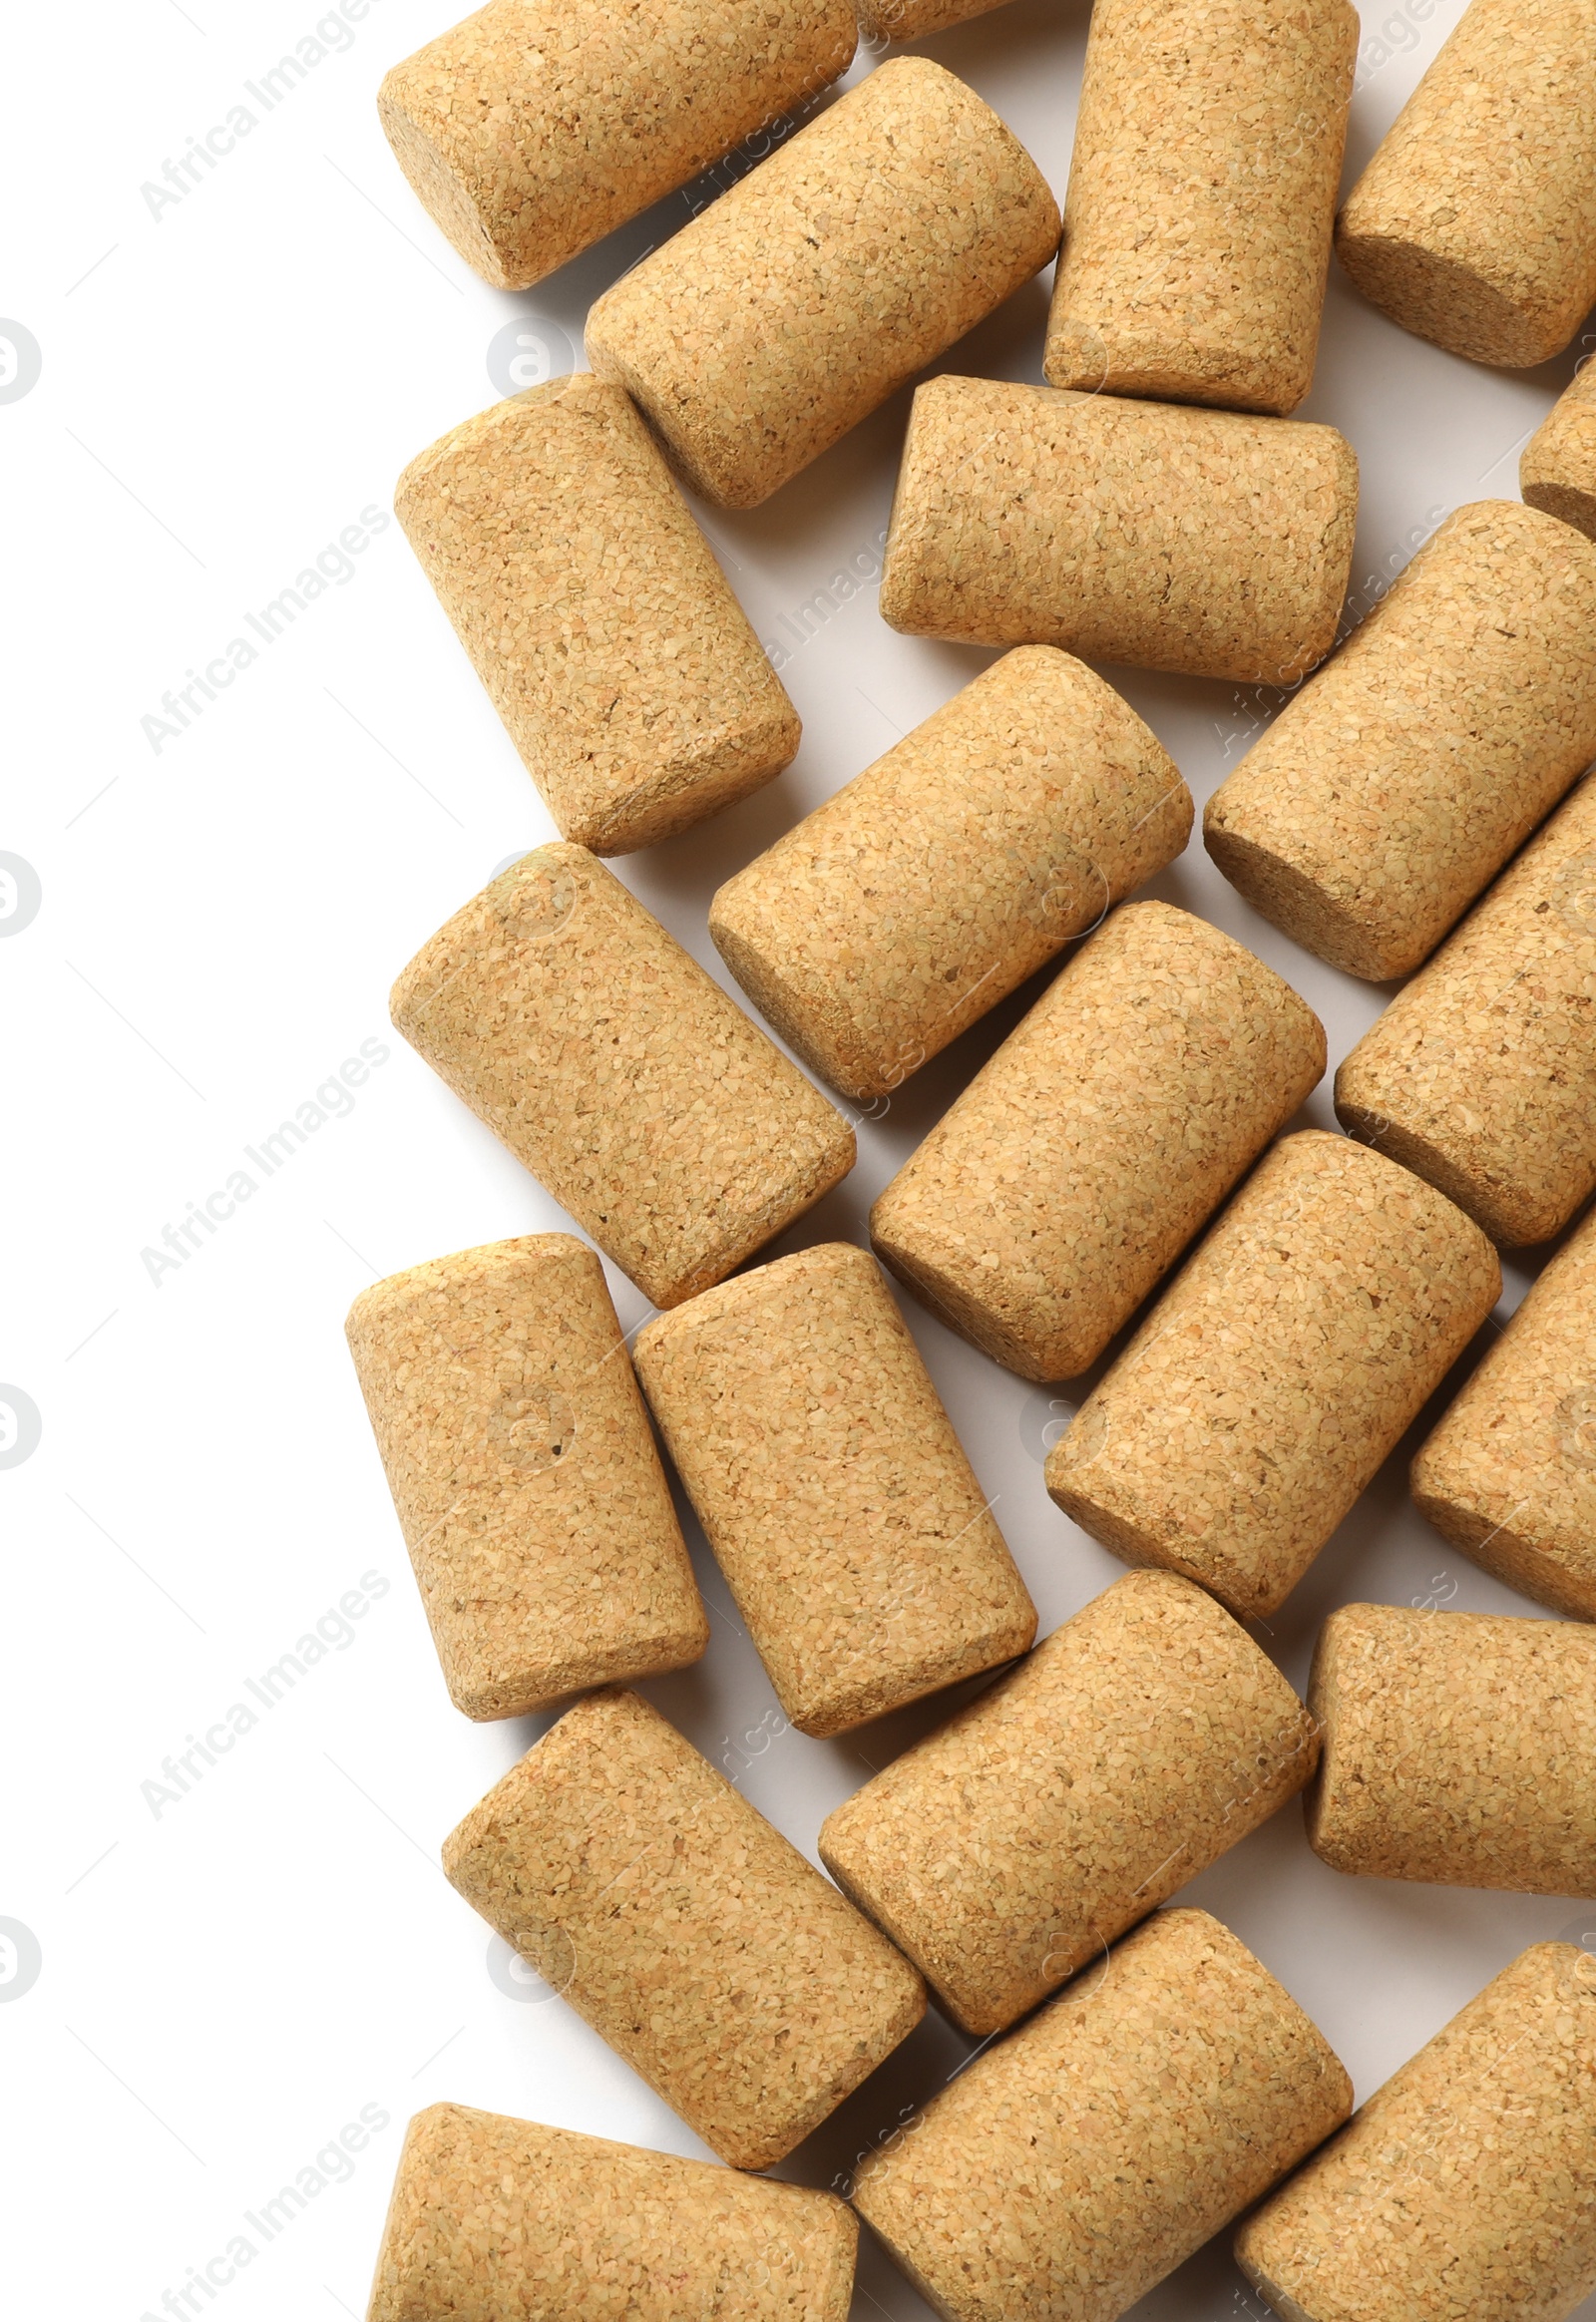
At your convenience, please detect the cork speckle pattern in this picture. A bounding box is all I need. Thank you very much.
[1523,361,1596,541]
[856,0,1012,41]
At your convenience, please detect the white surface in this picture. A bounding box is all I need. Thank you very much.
[5,2,1595,2315]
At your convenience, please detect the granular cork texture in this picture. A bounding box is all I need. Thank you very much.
[633,1244,1034,1739]
[1046,0,1356,415]
[395,376,800,855]
[1236,1942,1596,2322]
[1306,1602,1596,1896]
[1206,500,1596,979]
[389,846,854,1312]
[585,61,1059,509]
[1524,362,1596,541]
[1046,1132,1501,1620]
[442,1690,926,2169]
[1413,1201,1596,1621]
[377,0,857,291]
[345,1235,706,1721]
[367,2101,858,2321]
[853,1908,1352,2322]
[871,902,1325,1381]
[1335,0,1596,368]
[709,648,1191,1102]
[1334,773,1596,1245]
[820,1571,1319,2035]
[880,375,1357,683]
[856,0,1012,41]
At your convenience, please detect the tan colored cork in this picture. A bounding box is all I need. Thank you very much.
[442,1689,926,2169]
[708,650,1191,1103]
[879,375,1357,683]
[1236,1942,1596,2322]
[820,1571,1319,2036]
[870,902,1326,1382]
[377,0,856,292]
[1045,1132,1501,1620]
[584,61,1060,510]
[389,846,854,1312]
[632,1243,1035,1740]
[367,2101,858,2322]
[1523,362,1596,541]
[1206,500,1596,980]
[1045,0,1356,416]
[1334,772,1596,1246]
[395,376,800,856]
[1335,0,1596,369]
[344,1235,706,1722]
[853,1907,1352,2322]
[855,0,1012,41]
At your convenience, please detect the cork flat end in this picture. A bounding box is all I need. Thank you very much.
[1203,811,1428,981]
[1522,478,1596,545]
[376,78,524,291]
[1334,222,1563,369]
[1333,1093,1565,1248]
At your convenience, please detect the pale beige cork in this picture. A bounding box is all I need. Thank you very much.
[395,376,800,855]
[344,1235,706,1722]
[879,375,1357,683]
[1045,1132,1501,1620]
[855,0,1013,40]
[1045,0,1356,416]
[389,846,854,1312]
[368,2101,858,2322]
[1335,0,1596,369]
[853,1907,1352,2322]
[585,60,1059,510]
[1524,363,1596,541]
[820,1571,1319,2036]
[870,902,1326,1382]
[442,1690,926,2169]
[1334,772,1596,1245]
[1236,1942,1596,2322]
[632,1243,1035,1740]
[708,649,1191,1103]
[1206,500,1596,980]
[377,0,857,292]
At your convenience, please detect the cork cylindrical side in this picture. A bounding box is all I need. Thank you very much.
[1523,360,1596,541]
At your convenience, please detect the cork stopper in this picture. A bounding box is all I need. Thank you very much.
[1523,361,1596,540]
[388,846,855,1312]
[855,0,1013,39]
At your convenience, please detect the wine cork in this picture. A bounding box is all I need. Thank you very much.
[1046,1132,1501,1620]
[1236,1942,1596,2322]
[870,902,1326,1382]
[389,846,854,1312]
[1335,0,1596,369]
[442,1689,925,2169]
[1205,500,1596,980]
[368,2102,858,2322]
[1306,1602,1596,1896]
[820,1571,1320,2036]
[853,1907,1352,2322]
[377,0,857,292]
[344,1235,706,1722]
[879,375,1357,683]
[584,60,1059,510]
[395,376,801,856]
[1045,0,1357,416]
[1334,773,1596,1245]
[855,0,1011,40]
[632,1243,1035,1740]
[708,649,1191,1103]
[1523,362,1596,542]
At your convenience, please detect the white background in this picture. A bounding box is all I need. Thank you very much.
[5,1,1595,2316]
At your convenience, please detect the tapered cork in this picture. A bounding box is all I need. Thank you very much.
[377,0,857,292]
[1236,1942,1596,2322]
[1335,0,1596,369]
[368,2102,858,2322]
[708,650,1191,1103]
[1334,773,1596,1245]
[442,1690,925,2169]
[820,1571,1319,2036]
[870,903,1326,1382]
[880,375,1357,683]
[632,1244,1035,1739]
[1046,1132,1501,1620]
[389,847,854,1312]
[395,376,800,855]
[853,1908,1352,2322]
[855,0,1012,40]
[1206,500,1596,980]
[585,61,1059,510]
[1045,0,1356,416]
[1523,362,1596,541]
